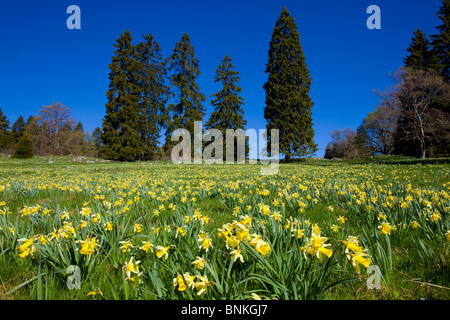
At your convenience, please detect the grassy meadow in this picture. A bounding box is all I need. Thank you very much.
[0,155,449,300]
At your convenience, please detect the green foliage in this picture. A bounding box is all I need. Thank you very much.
[205,55,248,161]
[11,115,26,144]
[263,7,317,161]
[12,133,33,159]
[165,33,206,152]
[404,28,438,71]
[431,0,450,81]
[101,30,143,162]
[135,34,169,161]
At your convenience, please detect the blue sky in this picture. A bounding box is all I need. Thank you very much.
[0,0,443,157]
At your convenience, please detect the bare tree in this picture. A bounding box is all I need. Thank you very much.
[36,102,75,154]
[325,128,359,159]
[357,102,398,155]
[391,67,450,158]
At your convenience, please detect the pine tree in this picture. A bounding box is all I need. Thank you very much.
[0,108,13,151]
[404,28,437,71]
[165,33,206,152]
[101,30,142,161]
[135,34,169,160]
[263,7,317,161]
[74,121,84,132]
[12,133,33,159]
[205,54,247,161]
[11,115,26,143]
[431,0,450,81]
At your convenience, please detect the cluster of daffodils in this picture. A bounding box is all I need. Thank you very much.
[217,214,271,260]
[300,224,333,260]
[173,272,213,295]
[341,236,371,272]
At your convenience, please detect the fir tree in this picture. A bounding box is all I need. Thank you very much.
[101,30,142,161]
[263,7,317,161]
[11,115,26,143]
[403,28,437,71]
[74,121,84,132]
[12,133,33,159]
[431,0,450,81]
[205,54,247,161]
[165,33,206,153]
[0,108,13,151]
[135,34,169,160]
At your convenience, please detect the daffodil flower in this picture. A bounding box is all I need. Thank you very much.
[230,249,244,263]
[192,256,206,270]
[123,257,141,280]
[194,275,212,296]
[378,222,392,235]
[119,240,134,253]
[140,241,153,252]
[155,245,171,260]
[76,236,100,255]
[174,273,187,292]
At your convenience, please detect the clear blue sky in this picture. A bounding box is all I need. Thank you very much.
[0,0,443,157]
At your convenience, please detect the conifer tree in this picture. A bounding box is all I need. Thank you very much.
[12,133,33,159]
[135,34,169,160]
[0,108,13,151]
[101,30,142,161]
[263,7,317,161]
[431,0,450,82]
[165,33,206,153]
[403,28,437,71]
[205,54,247,161]
[12,115,26,143]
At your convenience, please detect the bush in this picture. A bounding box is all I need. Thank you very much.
[12,133,33,159]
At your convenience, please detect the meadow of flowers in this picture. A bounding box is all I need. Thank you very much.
[0,156,448,300]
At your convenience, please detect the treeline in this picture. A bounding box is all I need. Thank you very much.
[325,0,450,160]
[2,7,316,162]
[0,103,101,159]
[100,6,316,162]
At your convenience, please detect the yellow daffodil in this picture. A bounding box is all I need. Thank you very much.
[194,275,212,296]
[140,241,153,252]
[133,223,142,233]
[338,216,346,224]
[174,273,187,292]
[378,222,392,235]
[123,257,141,280]
[76,236,100,255]
[119,240,133,253]
[156,245,171,260]
[105,221,113,231]
[192,256,206,270]
[230,249,244,263]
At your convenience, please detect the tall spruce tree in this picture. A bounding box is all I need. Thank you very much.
[0,108,13,151]
[12,115,26,143]
[101,30,142,161]
[263,7,317,161]
[135,34,169,160]
[165,33,206,152]
[431,0,450,82]
[205,54,247,161]
[404,28,437,70]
